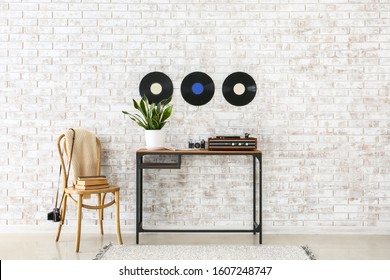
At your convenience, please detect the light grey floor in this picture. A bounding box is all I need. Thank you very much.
[0,232,389,260]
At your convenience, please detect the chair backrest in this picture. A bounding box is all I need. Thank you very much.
[57,131,101,188]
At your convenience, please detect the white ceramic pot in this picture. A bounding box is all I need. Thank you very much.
[145,129,166,149]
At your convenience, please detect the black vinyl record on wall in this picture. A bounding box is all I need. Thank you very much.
[222,72,257,106]
[181,72,215,106]
[139,72,173,104]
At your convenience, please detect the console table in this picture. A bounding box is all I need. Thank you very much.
[136,149,262,244]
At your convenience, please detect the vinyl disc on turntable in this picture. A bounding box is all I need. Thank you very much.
[181,72,215,106]
[222,72,257,106]
[139,72,173,104]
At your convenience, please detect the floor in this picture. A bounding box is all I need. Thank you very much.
[0,232,389,260]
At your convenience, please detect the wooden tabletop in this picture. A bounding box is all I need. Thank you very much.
[136,148,262,155]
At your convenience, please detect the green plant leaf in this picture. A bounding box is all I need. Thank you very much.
[139,97,149,118]
[150,103,156,118]
[160,96,172,107]
[132,99,140,111]
[141,95,149,104]
[151,118,159,130]
[160,105,173,123]
[130,114,147,126]
[160,121,167,129]
[133,113,148,127]
[156,102,162,116]
[129,116,147,129]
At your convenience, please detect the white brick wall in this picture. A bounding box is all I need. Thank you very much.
[0,0,390,234]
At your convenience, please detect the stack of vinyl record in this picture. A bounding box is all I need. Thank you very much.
[75,176,109,190]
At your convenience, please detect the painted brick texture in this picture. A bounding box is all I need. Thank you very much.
[0,0,389,233]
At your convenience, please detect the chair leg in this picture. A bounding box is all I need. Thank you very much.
[97,194,103,235]
[102,193,107,234]
[115,191,123,245]
[76,194,83,252]
[56,194,67,242]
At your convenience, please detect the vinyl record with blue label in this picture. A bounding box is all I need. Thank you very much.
[139,72,173,104]
[222,72,257,106]
[181,72,215,106]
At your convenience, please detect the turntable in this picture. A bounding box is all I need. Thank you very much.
[208,134,257,151]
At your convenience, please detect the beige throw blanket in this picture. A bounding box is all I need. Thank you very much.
[64,128,98,186]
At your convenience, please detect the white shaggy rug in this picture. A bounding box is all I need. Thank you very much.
[94,244,315,260]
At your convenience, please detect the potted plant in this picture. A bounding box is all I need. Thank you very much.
[122,95,173,149]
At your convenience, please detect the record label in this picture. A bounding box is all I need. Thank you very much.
[233,83,245,95]
[192,83,204,95]
[222,72,257,106]
[150,83,163,95]
[181,72,215,106]
[139,72,173,104]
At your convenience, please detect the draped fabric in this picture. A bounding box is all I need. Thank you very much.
[64,128,98,186]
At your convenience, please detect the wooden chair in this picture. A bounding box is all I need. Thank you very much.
[55,133,123,252]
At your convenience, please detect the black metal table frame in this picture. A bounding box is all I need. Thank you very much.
[136,150,262,244]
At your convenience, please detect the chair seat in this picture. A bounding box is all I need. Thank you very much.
[65,186,120,195]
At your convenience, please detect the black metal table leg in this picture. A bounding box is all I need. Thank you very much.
[253,155,256,235]
[136,154,139,244]
[136,154,143,244]
[259,154,262,244]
